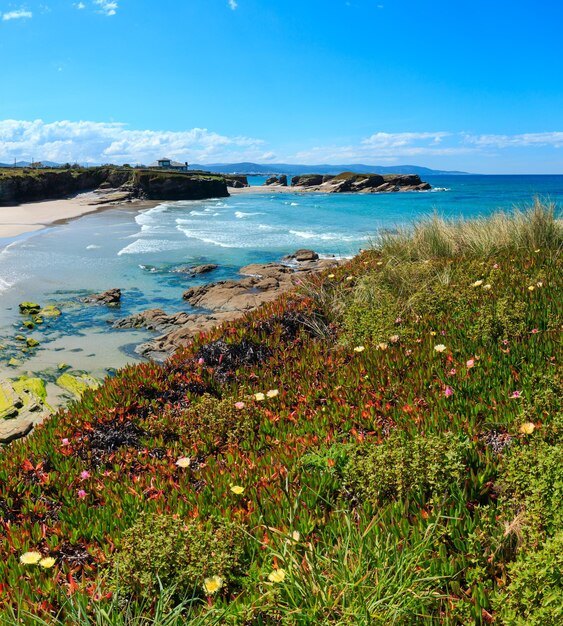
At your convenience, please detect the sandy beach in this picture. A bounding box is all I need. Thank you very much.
[0,192,157,240]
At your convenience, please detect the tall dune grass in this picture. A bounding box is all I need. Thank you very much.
[377,199,562,260]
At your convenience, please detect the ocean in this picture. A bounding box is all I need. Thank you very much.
[0,174,561,398]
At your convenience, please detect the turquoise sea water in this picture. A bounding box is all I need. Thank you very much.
[0,175,561,394]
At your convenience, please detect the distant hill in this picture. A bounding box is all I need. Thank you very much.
[190,163,470,176]
[0,161,64,168]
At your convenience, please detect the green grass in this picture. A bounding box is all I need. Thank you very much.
[0,203,561,625]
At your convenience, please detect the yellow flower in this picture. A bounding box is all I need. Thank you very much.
[376,342,388,350]
[434,344,447,353]
[528,285,535,291]
[203,575,224,594]
[20,551,42,565]
[254,392,265,401]
[353,345,365,353]
[471,280,484,287]
[376,261,383,266]
[268,568,286,583]
[231,485,245,495]
[175,457,191,468]
[346,276,354,281]
[483,284,492,290]
[534,249,540,253]
[39,557,56,569]
[430,331,437,336]
[266,389,279,398]
[389,335,400,343]
[327,273,335,278]
[519,422,536,435]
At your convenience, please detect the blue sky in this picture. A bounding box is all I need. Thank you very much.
[1,0,562,172]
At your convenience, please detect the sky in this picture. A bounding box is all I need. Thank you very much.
[0,0,562,173]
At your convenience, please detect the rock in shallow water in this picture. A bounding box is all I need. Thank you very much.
[79,288,122,306]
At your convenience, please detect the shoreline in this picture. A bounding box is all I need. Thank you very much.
[0,192,161,241]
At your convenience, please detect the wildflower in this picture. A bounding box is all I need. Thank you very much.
[534,249,540,253]
[528,285,535,291]
[510,390,522,399]
[448,368,457,376]
[434,344,447,353]
[291,530,300,542]
[430,331,437,336]
[376,342,388,350]
[536,281,543,287]
[376,261,383,266]
[519,422,536,435]
[389,335,399,343]
[254,392,265,401]
[197,357,205,365]
[80,471,90,480]
[395,317,402,324]
[61,438,69,446]
[39,557,56,569]
[346,276,354,281]
[483,284,492,290]
[19,551,42,565]
[471,280,484,287]
[405,349,413,355]
[268,568,286,583]
[234,401,245,410]
[203,575,224,595]
[175,457,191,468]
[266,389,279,398]
[327,273,335,278]
[531,328,539,334]
[444,386,454,397]
[502,339,509,345]
[353,345,365,353]
[466,359,475,369]
[231,485,245,495]
[77,489,87,499]
[493,263,499,269]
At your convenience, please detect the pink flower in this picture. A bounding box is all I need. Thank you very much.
[198,358,205,365]
[80,471,90,480]
[444,386,454,397]
[61,438,69,446]
[510,390,522,399]
[441,330,446,336]
[493,263,499,269]
[466,359,475,369]
[502,339,509,345]
[531,328,539,334]
[448,368,457,376]
[77,490,87,499]
[234,401,245,410]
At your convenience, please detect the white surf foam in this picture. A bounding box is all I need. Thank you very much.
[117,239,185,256]
[235,211,264,218]
[86,245,101,250]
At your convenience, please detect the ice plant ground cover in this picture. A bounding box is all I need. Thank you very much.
[0,203,561,625]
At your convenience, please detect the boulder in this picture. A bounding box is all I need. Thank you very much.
[19,302,41,315]
[265,176,279,186]
[0,377,50,444]
[40,305,62,318]
[292,175,324,187]
[56,372,100,398]
[278,175,288,186]
[80,288,121,305]
[282,249,319,262]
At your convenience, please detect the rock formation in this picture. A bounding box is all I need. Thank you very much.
[291,172,431,193]
[80,288,122,305]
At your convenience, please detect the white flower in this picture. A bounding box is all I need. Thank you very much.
[175,457,191,468]
[266,389,279,398]
[254,392,265,401]
[471,280,484,287]
[434,344,447,353]
[353,346,365,353]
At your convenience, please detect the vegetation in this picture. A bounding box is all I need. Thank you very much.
[0,202,561,624]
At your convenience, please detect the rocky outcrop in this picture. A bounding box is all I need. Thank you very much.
[172,264,218,277]
[264,175,288,186]
[291,172,431,193]
[80,288,122,305]
[225,175,249,188]
[0,377,50,444]
[132,172,229,200]
[119,252,344,360]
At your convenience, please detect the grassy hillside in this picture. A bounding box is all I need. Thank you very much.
[0,202,561,625]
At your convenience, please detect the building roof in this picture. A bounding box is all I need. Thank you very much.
[148,159,188,168]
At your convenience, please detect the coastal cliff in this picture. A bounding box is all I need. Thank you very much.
[0,167,229,205]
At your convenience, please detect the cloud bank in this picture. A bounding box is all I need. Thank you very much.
[2,9,33,21]
[0,120,561,166]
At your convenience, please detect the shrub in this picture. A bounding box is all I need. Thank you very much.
[343,433,471,505]
[493,532,563,626]
[112,513,246,600]
[498,442,563,546]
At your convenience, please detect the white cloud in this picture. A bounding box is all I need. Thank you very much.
[0,119,269,164]
[228,0,238,9]
[75,2,86,9]
[94,0,118,16]
[465,132,563,149]
[2,9,33,21]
